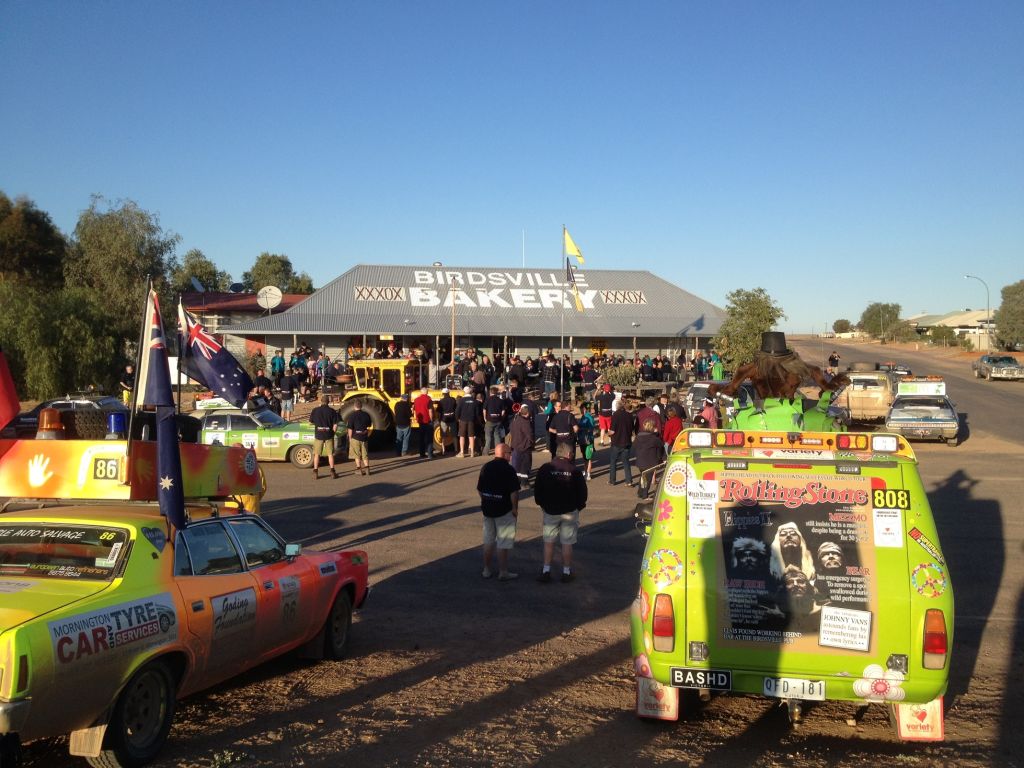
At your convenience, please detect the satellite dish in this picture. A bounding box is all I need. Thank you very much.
[257,285,283,310]
[229,282,245,293]
[190,276,206,292]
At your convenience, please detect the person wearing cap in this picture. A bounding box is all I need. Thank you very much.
[595,383,615,445]
[456,385,481,457]
[309,395,340,480]
[394,392,413,456]
[413,386,436,459]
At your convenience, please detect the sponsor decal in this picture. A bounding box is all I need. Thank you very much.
[0,580,34,593]
[282,432,299,440]
[240,433,257,449]
[318,561,338,577]
[894,697,945,741]
[243,450,258,476]
[752,448,828,460]
[873,509,903,548]
[818,606,873,651]
[687,479,718,539]
[719,477,870,509]
[636,676,679,720]
[49,593,178,665]
[141,527,167,553]
[261,438,280,448]
[279,576,300,622]
[212,588,257,638]
[908,528,945,565]
[662,464,689,496]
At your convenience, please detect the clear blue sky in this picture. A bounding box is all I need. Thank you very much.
[3,1,1021,333]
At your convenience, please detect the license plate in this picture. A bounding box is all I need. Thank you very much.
[670,667,732,690]
[762,677,825,700]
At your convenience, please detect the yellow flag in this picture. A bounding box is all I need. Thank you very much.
[564,228,584,265]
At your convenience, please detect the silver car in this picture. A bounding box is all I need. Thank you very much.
[885,394,960,445]
[971,355,1024,381]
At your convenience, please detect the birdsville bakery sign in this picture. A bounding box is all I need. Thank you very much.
[354,270,647,309]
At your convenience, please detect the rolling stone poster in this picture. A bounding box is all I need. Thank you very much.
[710,471,879,654]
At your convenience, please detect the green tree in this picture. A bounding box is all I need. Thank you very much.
[857,302,902,342]
[65,196,180,339]
[930,325,957,347]
[993,280,1024,350]
[242,252,314,294]
[833,319,852,334]
[168,248,233,294]
[0,191,68,288]
[712,287,785,368]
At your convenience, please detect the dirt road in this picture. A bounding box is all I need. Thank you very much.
[23,339,1024,767]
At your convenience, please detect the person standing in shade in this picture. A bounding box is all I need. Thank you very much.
[394,393,413,456]
[547,398,578,461]
[634,418,665,499]
[457,385,480,457]
[476,443,521,581]
[576,401,596,480]
[595,383,616,445]
[534,442,588,583]
[608,399,637,486]
[437,387,457,455]
[483,386,508,455]
[309,396,340,480]
[278,370,295,419]
[508,405,535,489]
[119,363,135,405]
[413,386,436,459]
[345,400,373,476]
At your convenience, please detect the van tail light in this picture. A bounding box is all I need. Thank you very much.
[652,594,675,653]
[923,609,947,669]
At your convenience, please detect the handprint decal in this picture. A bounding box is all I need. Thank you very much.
[28,454,53,487]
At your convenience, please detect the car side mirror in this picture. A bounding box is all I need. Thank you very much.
[285,543,302,560]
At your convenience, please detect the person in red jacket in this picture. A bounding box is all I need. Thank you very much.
[662,408,684,457]
[413,387,436,459]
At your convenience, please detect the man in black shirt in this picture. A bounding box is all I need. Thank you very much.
[476,444,520,581]
[456,385,481,458]
[595,384,616,445]
[345,399,374,476]
[394,393,413,456]
[437,387,457,456]
[483,386,507,455]
[508,406,535,489]
[309,396,340,479]
[547,399,578,461]
[534,442,588,583]
[608,400,637,486]
[278,372,295,419]
[261,385,281,416]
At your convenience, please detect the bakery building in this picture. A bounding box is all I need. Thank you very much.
[220,264,726,363]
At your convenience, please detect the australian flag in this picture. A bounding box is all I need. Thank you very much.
[177,302,254,408]
[137,289,187,530]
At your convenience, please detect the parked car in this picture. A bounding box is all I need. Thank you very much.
[0,501,368,767]
[683,381,756,424]
[971,355,1024,381]
[193,407,346,468]
[832,371,897,422]
[0,395,128,439]
[876,361,913,377]
[885,394,959,445]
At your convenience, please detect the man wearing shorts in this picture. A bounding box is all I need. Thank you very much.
[457,385,480,458]
[345,399,373,476]
[309,395,340,479]
[595,383,615,445]
[534,442,588,583]
[476,443,520,581]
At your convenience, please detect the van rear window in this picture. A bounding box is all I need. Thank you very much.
[0,524,129,580]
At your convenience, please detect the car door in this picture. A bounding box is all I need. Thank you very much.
[224,517,319,660]
[228,414,260,453]
[173,521,262,692]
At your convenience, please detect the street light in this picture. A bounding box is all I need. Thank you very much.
[964,274,991,350]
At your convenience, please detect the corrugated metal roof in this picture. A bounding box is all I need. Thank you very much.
[221,264,725,338]
[181,291,310,313]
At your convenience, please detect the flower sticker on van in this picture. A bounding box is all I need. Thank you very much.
[853,664,906,702]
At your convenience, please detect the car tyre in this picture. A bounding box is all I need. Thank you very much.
[324,589,353,660]
[289,444,315,469]
[87,661,175,768]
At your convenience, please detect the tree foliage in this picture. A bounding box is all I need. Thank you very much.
[168,248,233,294]
[712,287,785,367]
[993,280,1024,350]
[0,192,68,288]
[833,319,852,334]
[857,302,903,341]
[65,196,181,339]
[242,252,314,294]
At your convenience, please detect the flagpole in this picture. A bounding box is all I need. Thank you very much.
[126,279,151,450]
[560,229,566,398]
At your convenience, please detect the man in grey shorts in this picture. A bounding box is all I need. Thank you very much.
[476,443,521,581]
[533,442,588,583]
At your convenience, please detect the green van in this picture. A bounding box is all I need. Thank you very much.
[631,428,952,741]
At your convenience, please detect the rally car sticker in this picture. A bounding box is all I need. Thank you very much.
[212,588,258,638]
[318,561,338,577]
[240,433,258,449]
[686,479,718,538]
[261,438,280,448]
[818,605,873,651]
[0,580,35,593]
[48,593,178,666]
[282,432,299,440]
[278,575,301,622]
[141,526,166,552]
[908,528,945,565]
[912,563,947,598]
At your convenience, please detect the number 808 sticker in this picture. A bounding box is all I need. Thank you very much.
[872,489,910,509]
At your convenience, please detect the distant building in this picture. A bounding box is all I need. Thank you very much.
[219,264,726,363]
[908,309,993,351]
[181,291,310,357]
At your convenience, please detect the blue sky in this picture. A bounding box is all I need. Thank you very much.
[3,1,1021,333]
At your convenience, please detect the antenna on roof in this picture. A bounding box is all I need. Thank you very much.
[228,282,245,294]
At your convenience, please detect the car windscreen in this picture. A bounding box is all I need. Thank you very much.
[891,398,953,413]
[0,524,129,580]
[992,357,1017,365]
[249,409,288,427]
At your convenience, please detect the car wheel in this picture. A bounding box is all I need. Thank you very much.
[946,437,958,447]
[324,589,353,660]
[87,661,175,768]
[289,444,314,469]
